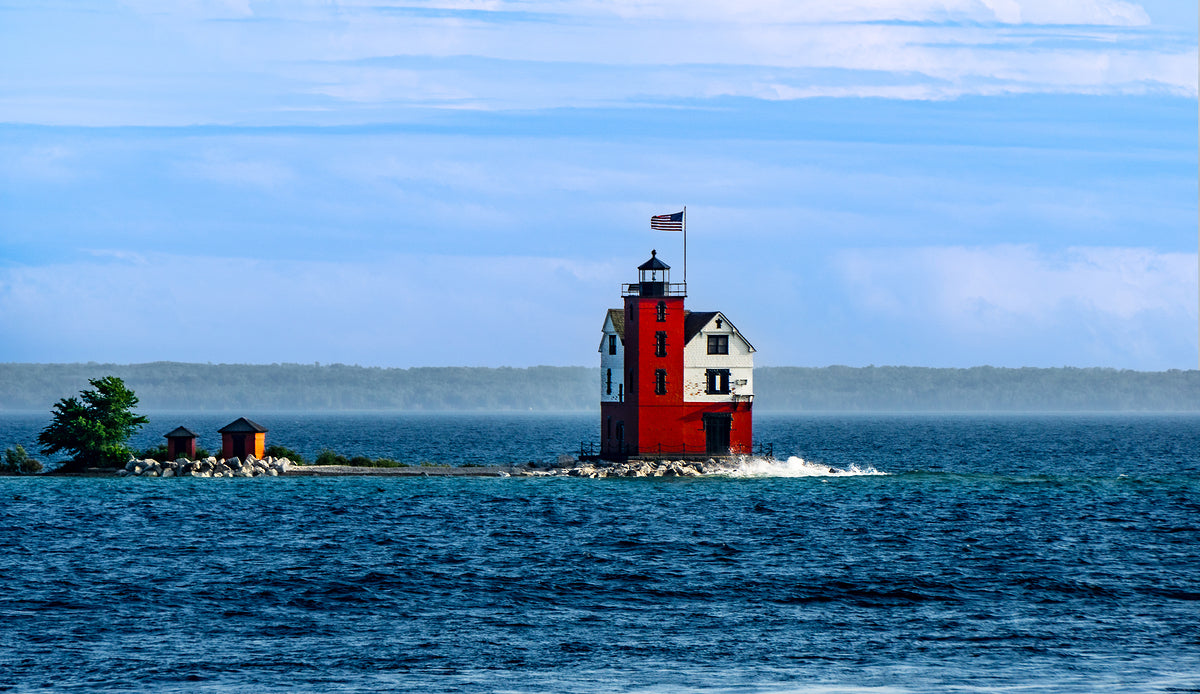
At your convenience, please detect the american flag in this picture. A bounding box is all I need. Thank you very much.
[650,211,684,232]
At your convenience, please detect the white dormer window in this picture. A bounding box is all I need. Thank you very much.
[707,335,728,355]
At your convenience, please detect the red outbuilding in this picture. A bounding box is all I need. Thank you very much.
[164,426,198,460]
[219,417,267,460]
[599,251,755,458]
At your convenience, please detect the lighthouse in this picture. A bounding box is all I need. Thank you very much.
[599,250,754,458]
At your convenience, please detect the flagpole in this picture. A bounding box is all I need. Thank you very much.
[683,206,687,286]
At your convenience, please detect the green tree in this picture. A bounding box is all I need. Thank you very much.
[37,376,149,470]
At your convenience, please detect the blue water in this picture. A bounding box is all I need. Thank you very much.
[2,413,1198,693]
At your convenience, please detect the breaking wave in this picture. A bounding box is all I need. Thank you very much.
[719,455,888,478]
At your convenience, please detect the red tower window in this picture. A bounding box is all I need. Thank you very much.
[655,369,667,395]
[655,331,667,357]
[656,301,666,321]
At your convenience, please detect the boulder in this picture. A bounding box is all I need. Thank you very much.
[161,468,175,478]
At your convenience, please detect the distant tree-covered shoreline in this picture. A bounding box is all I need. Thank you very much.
[1,362,1198,412]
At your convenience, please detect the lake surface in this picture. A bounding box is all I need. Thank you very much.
[1,413,1198,692]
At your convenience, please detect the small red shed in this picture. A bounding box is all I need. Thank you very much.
[218,417,268,460]
[164,426,198,460]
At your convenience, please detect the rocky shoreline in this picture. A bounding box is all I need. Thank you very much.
[106,454,754,478]
[120,455,293,477]
[517,457,733,478]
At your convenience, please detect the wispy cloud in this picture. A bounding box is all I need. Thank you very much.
[2,0,1192,125]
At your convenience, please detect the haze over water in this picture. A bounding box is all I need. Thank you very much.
[2,413,1197,692]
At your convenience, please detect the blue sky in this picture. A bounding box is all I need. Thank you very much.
[0,0,1196,369]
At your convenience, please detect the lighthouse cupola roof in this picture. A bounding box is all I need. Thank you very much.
[627,249,685,298]
[638,249,671,273]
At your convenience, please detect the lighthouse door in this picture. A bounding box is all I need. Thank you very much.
[704,414,731,455]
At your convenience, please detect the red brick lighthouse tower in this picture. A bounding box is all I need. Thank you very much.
[599,250,755,458]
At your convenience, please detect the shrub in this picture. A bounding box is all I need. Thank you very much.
[373,458,407,468]
[2,445,43,474]
[313,451,408,467]
[141,444,170,460]
[314,449,349,466]
[265,445,305,464]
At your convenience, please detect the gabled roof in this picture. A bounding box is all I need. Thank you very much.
[164,426,198,439]
[599,308,626,353]
[638,250,670,272]
[218,417,268,434]
[606,308,625,340]
[684,311,718,344]
[683,310,756,353]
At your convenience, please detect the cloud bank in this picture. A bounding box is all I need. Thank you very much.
[835,245,1198,368]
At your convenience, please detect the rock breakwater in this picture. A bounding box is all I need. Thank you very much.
[513,456,742,478]
[120,455,295,478]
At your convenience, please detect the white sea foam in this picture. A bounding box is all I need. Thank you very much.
[718,455,888,478]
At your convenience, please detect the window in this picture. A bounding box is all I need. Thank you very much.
[707,335,729,355]
[608,334,617,355]
[616,421,624,441]
[656,301,666,322]
[618,384,623,402]
[655,331,667,357]
[706,369,731,395]
[655,369,667,395]
[606,368,612,395]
